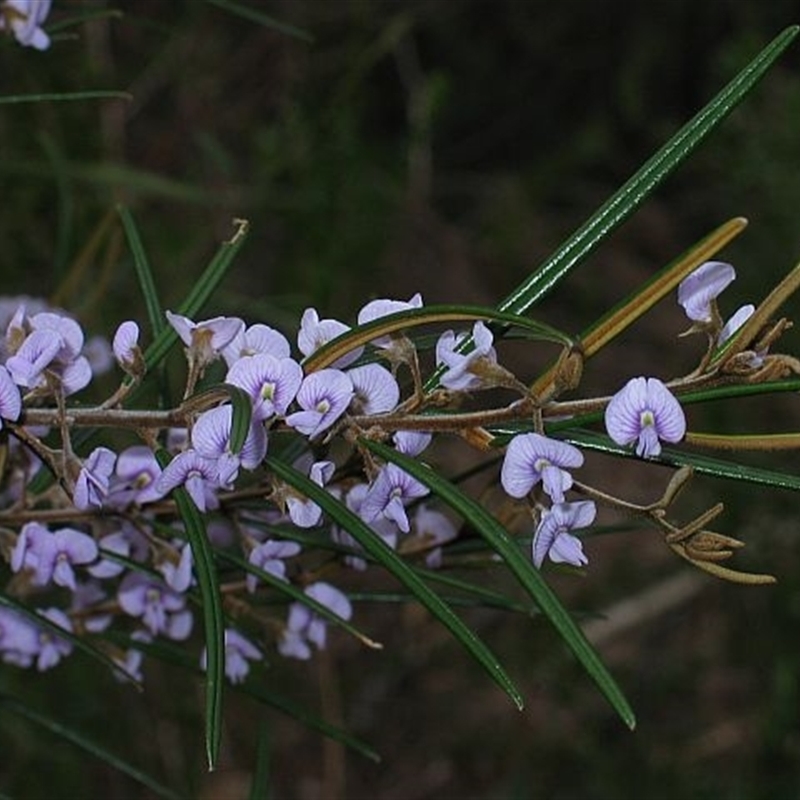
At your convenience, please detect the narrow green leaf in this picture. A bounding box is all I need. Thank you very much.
[249,716,272,800]
[117,205,166,338]
[264,455,525,710]
[155,450,225,771]
[220,384,253,456]
[0,693,185,800]
[204,0,313,41]
[499,26,798,315]
[0,90,132,105]
[0,594,142,690]
[142,219,249,372]
[359,439,636,729]
[45,7,124,33]
[566,429,800,493]
[303,303,572,373]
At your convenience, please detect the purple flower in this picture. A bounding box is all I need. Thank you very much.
[201,628,263,684]
[246,539,302,593]
[0,364,21,426]
[347,363,400,415]
[435,320,498,390]
[409,505,458,569]
[73,446,117,511]
[157,542,193,593]
[286,460,334,528]
[356,293,423,348]
[278,582,352,660]
[0,608,39,667]
[155,449,223,512]
[226,354,303,420]
[360,463,429,533]
[501,433,583,503]
[5,328,61,387]
[285,369,354,438]
[532,501,595,569]
[29,311,85,362]
[605,376,686,459]
[112,320,141,372]
[117,573,191,638]
[0,0,52,50]
[394,430,432,457]
[69,581,112,633]
[222,322,291,366]
[108,445,163,507]
[297,308,363,368]
[191,405,268,486]
[34,608,73,671]
[165,311,244,370]
[332,483,398,571]
[678,261,735,323]
[11,522,98,590]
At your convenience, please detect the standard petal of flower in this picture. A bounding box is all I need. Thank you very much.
[0,366,21,422]
[677,261,736,322]
[348,363,400,415]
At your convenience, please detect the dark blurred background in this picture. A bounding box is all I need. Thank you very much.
[2,1,800,798]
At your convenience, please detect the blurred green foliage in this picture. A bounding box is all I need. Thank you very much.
[2,1,800,798]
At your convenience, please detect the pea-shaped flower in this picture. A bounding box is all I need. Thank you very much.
[532,500,595,569]
[605,377,686,459]
[501,433,584,503]
[677,261,735,323]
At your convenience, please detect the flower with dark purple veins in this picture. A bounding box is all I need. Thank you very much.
[278,582,352,660]
[532,501,596,569]
[677,261,735,323]
[285,369,354,438]
[360,463,429,534]
[226,353,303,420]
[393,430,432,457]
[222,322,291,366]
[501,433,584,503]
[297,308,363,368]
[155,449,223,512]
[246,539,302,593]
[435,320,498,391]
[73,446,117,511]
[605,376,686,459]
[347,363,400,415]
[5,328,61,388]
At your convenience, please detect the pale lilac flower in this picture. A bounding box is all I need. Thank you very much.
[278,582,352,660]
[112,320,141,371]
[501,433,584,503]
[165,311,244,370]
[409,505,458,569]
[155,449,223,512]
[87,531,130,579]
[58,356,93,396]
[677,261,736,323]
[29,312,85,362]
[360,463,429,533]
[0,0,52,50]
[108,445,163,507]
[157,542,193,593]
[70,581,112,633]
[117,573,189,637]
[357,293,423,348]
[532,501,595,569]
[605,376,686,459]
[246,539,302,593]
[34,608,73,671]
[436,320,498,391]
[222,323,291,366]
[332,483,398,571]
[285,369,354,438]
[73,446,117,511]
[226,354,303,420]
[394,430,432,457]
[201,628,263,684]
[719,304,755,344]
[0,365,21,425]
[12,522,98,590]
[5,328,61,387]
[112,630,151,684]
[286,460,335,528]
[297,308,363,368]
[191,405,268,482]
[0,607,39,667]
[347,363,400,415]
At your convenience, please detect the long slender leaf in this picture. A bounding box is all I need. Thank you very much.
[359,439,636,729]
[249,716,272,800]
[264,455,525,710]
[117,205,166,338]
[498,25,798,315]
[0,693,185,800]
[0,90,132,105]
[155,450,225,771]
[204,0,313,41]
